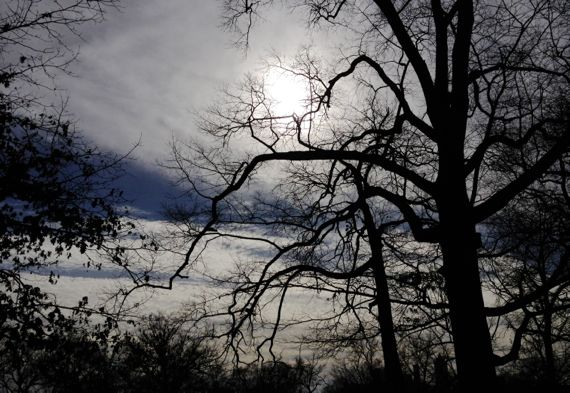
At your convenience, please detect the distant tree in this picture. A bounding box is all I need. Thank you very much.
[322,338,385,393]
[229,358,323,393]
[114,314,223,393]
[35,318,118,393]
[0,294,118,393]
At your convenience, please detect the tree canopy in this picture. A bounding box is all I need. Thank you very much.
[0,0,134,377]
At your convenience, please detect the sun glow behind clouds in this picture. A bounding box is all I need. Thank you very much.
[265,69,309,117]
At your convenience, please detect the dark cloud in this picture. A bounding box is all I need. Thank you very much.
[115,160,178,220]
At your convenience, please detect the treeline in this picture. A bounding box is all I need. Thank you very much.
[0,309,319,393]
[1,308,566,393]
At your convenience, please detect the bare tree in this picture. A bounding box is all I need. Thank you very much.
[114,314,223,393]
[1,0,117,90]
[150,1,570,391]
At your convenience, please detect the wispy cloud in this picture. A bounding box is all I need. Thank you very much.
[61,0,314,164]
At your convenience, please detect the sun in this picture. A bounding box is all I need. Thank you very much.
[265,69,309,117]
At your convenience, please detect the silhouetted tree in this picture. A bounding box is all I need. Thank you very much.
[0,0,132,308]
[114,314,223,393]
[0,0,132,271]
[229,359,322,393]
[0,296,119,393]
[322,338,386,393]
[35,321,118,393]
[1,0,117,93]
[0,2,138,390]
[148,0,569,391]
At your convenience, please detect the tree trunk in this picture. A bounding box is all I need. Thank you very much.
[437,182,497,390]
[440,231,496,389]
[543,296,556,386]
[361,201,405,393]
[372,252,405,393]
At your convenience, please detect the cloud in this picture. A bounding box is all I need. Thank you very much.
[114,159,181,220]
[61,0,319,165]
[25,2,350,347]
[53,0,343,228]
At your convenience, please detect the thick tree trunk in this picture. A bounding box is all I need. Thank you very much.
[440,228,496,390]
[437,173,497,390]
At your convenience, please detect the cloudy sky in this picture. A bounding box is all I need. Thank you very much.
[15,0,524,363]
[27,0,340,332]
[57,0,335,218]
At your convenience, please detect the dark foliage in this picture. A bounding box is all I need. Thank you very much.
[0,0,128,269]
[0,104,131,269]
[0,2,135,391]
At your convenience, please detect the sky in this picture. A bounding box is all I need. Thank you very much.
[10,0,534,365]
[25,0,340,351]
[59,0,331,219]
[19,0,492,325]
[16,0,499,363]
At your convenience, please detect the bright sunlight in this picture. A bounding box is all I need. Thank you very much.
[265,69,309,117]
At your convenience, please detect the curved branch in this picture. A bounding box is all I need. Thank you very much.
[473,127,570,223]
[364,185,439,243]
[326,54,436,141]
[371,0,435,112]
